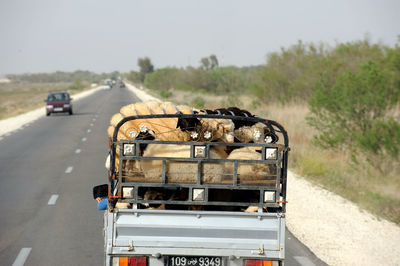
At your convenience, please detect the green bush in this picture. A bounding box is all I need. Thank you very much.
[144,68,179,91]
[138,38,400,106]
[160,90,173,99]
[307,61,400,166]
[191,96,205,108]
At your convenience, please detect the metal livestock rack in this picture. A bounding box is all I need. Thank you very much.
[108,113,289,212]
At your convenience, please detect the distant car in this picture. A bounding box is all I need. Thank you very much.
[103,84,111,90]
[45,91,73,116]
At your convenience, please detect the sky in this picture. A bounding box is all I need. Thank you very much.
[0,0,399,76]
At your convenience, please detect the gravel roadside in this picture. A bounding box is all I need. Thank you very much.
[286,171,400,266]
[2,83,399,265]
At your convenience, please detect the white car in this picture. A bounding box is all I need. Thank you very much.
[103,84,111,90]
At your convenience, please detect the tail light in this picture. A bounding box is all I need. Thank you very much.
[245,260,278,266]
[113,256,147,266]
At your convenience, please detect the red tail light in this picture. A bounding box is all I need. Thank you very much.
[115,256,147,266]
[129,256,147,266]
[245,260,273,266]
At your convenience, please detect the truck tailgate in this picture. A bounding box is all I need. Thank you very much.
[106,209,285,259]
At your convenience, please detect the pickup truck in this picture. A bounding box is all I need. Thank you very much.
[103,111,289,266]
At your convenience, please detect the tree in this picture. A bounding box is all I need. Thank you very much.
[209,54,219,69]
[138,57,154,82]
[144,68,179,91]
[200,57,210,70]
[200,55,219,70]
[307,61,400,166]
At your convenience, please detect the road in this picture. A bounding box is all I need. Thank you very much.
[0,86,326,265]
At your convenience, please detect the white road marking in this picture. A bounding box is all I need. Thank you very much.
[92,118,96,122]
[47,194,59,205]
[65,166,73,173]
[82,137,87,142]
[75,149,81,154]
[294,256,316,266]
[90,123,94,126]
[12,247,32,266]
[87,129,91,133]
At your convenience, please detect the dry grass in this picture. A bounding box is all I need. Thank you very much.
[0,81,89,119]
[150,88,400,224]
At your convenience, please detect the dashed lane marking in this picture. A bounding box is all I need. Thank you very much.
[294,256,316,266]
[65,166,73,174]
[75,149,81,154]
[87,129,91,133]
[12,248,32,266]
[47,194,59,205]
[82,137,87,142]
[90,123,94,126]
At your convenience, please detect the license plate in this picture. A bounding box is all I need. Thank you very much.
[167,256,223,266]
[54,107,63,111]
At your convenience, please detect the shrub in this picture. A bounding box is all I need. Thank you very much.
[191,96,205,108]
[307,61,400,167]
[160,90,173,99]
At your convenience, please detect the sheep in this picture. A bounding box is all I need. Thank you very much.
[108,101,193,142]
[198,117,235,143]
[105,153,142,181]
[234,122,266,143]
[140,144,226,183]
[225,146,276,185]
[108,102,267,149]
[234,122,279,144]
[107,101,198,173]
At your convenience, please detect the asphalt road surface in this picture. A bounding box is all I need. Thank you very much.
[0,86,326,266]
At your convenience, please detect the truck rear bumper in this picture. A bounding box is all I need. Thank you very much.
[105,209,285,264]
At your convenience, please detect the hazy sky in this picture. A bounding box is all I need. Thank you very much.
[0,0,399,75]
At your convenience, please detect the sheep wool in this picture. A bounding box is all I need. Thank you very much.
[140,144,225,183]
[226,147,274,185]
